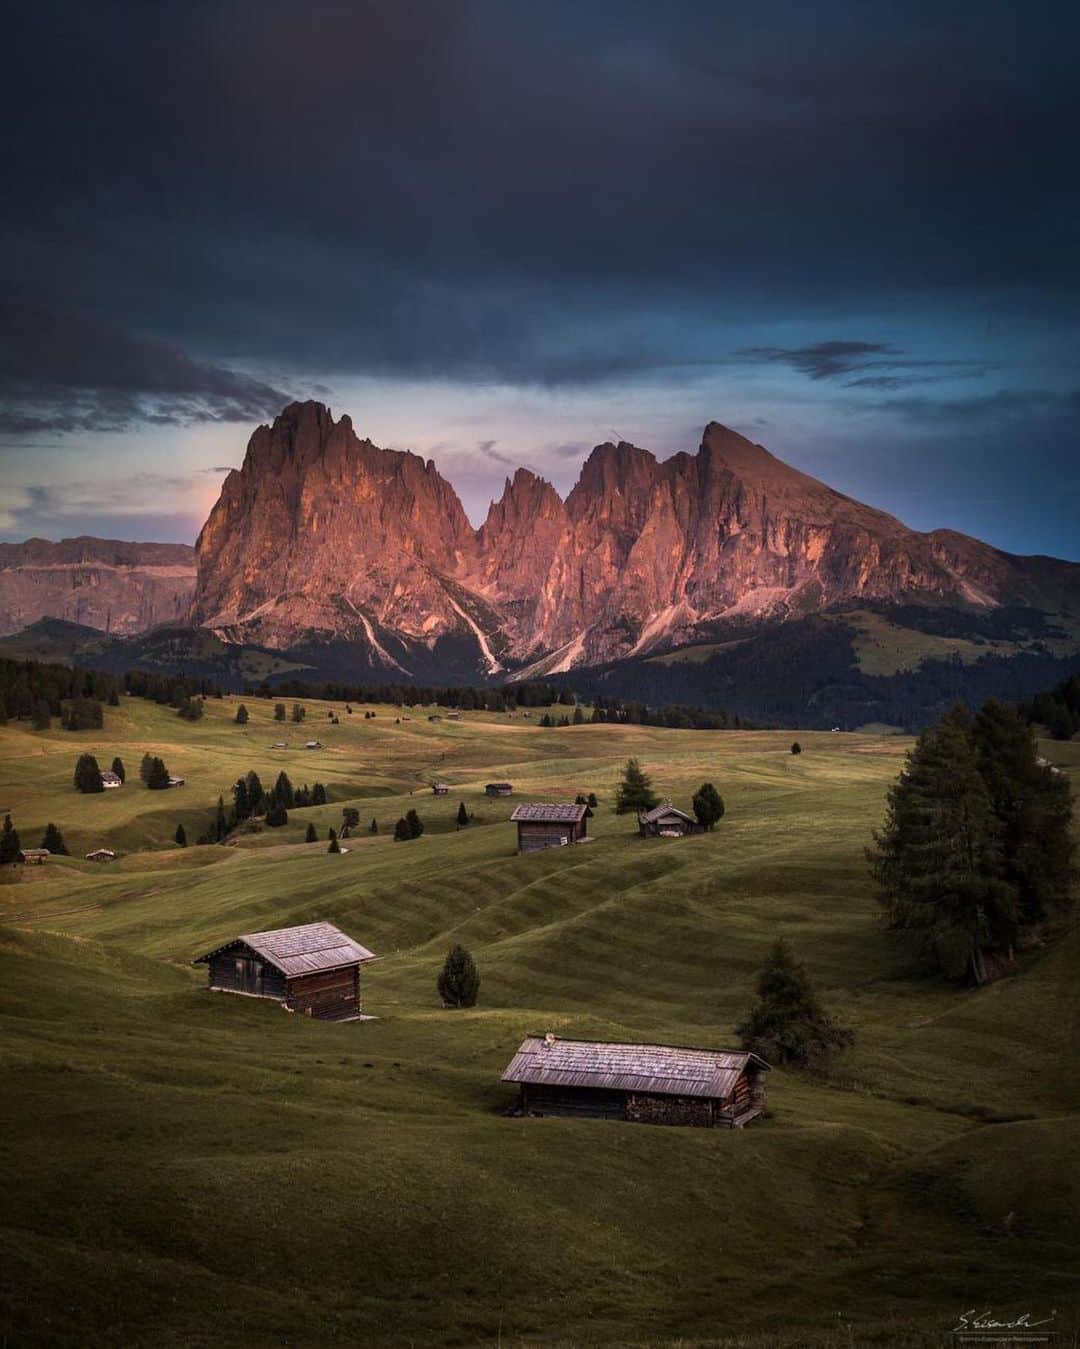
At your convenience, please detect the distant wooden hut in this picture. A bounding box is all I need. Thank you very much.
[511,803,587,853]
[638,802,703,838]
[446,711,461,720]
[19,848,49,865]
[168,776,185,788]
[304,741,323,750]
[100,771,122,789]
[194,921,376,1021]
[85,848,116,862]
[485,782,513,797]
[502,1035,769,1128]
[432,782,450,795]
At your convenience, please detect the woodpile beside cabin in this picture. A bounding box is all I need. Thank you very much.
[511,803,588,853]
[638,802,704,838]
[502,1035,769,1128]
[194,921,376,1021]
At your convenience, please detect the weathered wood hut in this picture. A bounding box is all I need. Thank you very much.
[432,782,450,795]
[510,803,588,853]
[194,921,376,1021]
[485,782,513,797]
[638,802,704,837]
[100,771,122,789]
[85,848,116,862]
[19,848,49,865]
[502,1035,769,1128]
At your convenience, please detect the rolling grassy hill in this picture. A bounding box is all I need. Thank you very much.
[0,697,1077,1346]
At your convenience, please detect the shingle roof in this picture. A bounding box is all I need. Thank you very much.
[639,801,695,825]
[502,1035,768,1099]
[510,803,587,824]
[194,921,376,976]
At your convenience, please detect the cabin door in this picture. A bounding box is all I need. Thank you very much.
[234,957,264,994]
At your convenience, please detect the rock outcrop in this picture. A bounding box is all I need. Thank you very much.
[0,537,196,637]
[184,403,1080,676]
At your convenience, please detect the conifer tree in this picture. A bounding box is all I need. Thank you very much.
[214,796,229,841]
[146,757,171,790]
[370,818,378,834]
[291,703,305,723]
[0,814,21,865]
[305,822,318,843]
[615,758,659,814]
[972,701,1075,927]
[691,782,725,830]
[40,822,68,855]
[32,699,51,730]
[232,777,250,820]
[74,752,104,793]
[245,770,264,814]
[327,828,340,854]
[341,807,360,830]
[437,944,480,1008]
[869,708,1017,983]
[738,939,852,1066]
[393,817,410,841]
[174,823,187,847]
[456,801,469,827]
[791,741,802,755]
[405,808,424,839]
[139,752,154,785]
[111,756,125,783]
[312,782,327,806]
[587,792,598,808]
[273,771,295,809]
[265,802,288,826]
[235,704,249,725]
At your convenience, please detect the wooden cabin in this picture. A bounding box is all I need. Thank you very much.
[511,803,588,853]
[445,711,461,720]
[502,1035,769,1128]
[304,741,323,750]
[194,921,376,1021]
[85,848,116,862]
[100,771,122,789]
[168,776,185,788]
[432,782,450,795]
[638,802,704,838]
[485,782,513,797]
[19,848,49,865]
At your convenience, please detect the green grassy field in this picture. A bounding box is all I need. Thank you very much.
[1,696,1077,1347]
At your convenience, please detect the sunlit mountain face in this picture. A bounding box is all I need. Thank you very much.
[1,2,1078,561]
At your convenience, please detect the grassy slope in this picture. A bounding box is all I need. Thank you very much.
[0,698,1077,1347]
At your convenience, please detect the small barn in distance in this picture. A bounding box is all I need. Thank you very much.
[100,770,122,789]
[85,848,116,862]
[432,782,450,795]
[19,848,49,865]
[194,921,376,1021]
[503,1035,769,1128]
[486,782,513,797]
[639,802,704,838]
[511,803,588,853]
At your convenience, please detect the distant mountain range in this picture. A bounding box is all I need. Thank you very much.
[3,400,1079,727]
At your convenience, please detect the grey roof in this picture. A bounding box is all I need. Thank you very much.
[194,921,376,977]
[502,1035,769,1100]
[511,803,587,824]
[639,801,695,825]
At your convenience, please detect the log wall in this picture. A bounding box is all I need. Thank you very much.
[286,966,360,1020]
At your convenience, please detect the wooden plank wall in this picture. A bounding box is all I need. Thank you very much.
[285,966,359,1020]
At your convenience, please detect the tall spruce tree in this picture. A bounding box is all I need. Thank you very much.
[456,801,469,827]
[40,823,68,855]
[738,939,852,1066]
[869,707,1017,983]
[327,828,340,854]
[393,817,410,841]
[405,809,424,839]
[0,814,21,865]
[615,758,660,814]
[214,796,229,841]
[305,822,318,843]
[111,756,125,783]
[139,752,154,785]
[235,703,249,725]
[146,757,171,790]
[972,701,1075,927]
[174,823,187,847]
[74,753,104,793]
[437,944,480,1008]
[274,703,286,722]
[274,771,295,809]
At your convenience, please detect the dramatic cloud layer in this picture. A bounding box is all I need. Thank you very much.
[0,0,1077,555]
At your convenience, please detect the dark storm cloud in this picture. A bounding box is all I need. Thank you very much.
[735,342,992,388]
[0,303,288,433]
[737,342,893,380]
[2,0,1078,395]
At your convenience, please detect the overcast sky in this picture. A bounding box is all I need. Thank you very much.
[1,0,1078,557]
